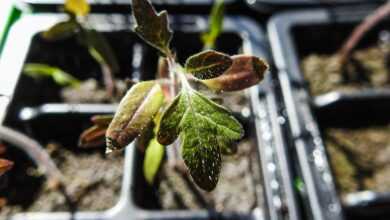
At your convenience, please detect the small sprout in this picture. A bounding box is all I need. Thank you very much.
[132,0,172,56]
[185,50,233,80]
[144,138,164,184]
[0,159,13,176]
[202,55,268,92]
[42,0,119,97]
[202,0,225,50]
[23,63,81,87]
[106,81,164,152]
[81,29,120,75]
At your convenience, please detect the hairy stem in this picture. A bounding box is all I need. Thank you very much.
[339,1,390,65]
[0,126,63,187]
[165,56,181,166]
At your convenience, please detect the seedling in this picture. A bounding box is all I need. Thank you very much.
[41,0,120,97]
[339,2,390,65]
[202,0,225,50]
[23,63,81,88]
[91,0,268,192]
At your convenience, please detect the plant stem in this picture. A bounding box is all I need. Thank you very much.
[0,126,63,187]
[339,1,390,65]
[100,62,115,98]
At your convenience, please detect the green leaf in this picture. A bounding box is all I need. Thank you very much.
[144,138,165,184]
[157,89,244,191]
[202,55,268,92]
[65,0,90,17]
[42,20,79,41]
[0,159,13,176]
[23,63,81,87]
[185,50,232,80]
[132,0,172,56]
[106,81,164,152]
[202,0,224,49]
[82,29,120,74]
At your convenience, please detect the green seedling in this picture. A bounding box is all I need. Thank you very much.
[42,0,120,97]
[23,63,81,88]
[339,1,390,64]
[102,0,268,191]
[79,0,268,190]
[202,0,225,50]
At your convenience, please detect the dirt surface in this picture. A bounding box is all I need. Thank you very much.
[302,46,389,96]
[61,78,128,103]
[0,143,123,218]
[325,125,390,197]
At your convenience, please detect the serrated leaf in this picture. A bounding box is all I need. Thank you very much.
[185,50,232,80]
[0,159,13,176]
[144,138,165,184]
[132,0,172,55]
[202,0,224,49]
[42,20,79,41]
[65,0,90,17]
[157,89,243,191]
[23,63,81,87]
[106,81,164,152]
[157,93,187,145]
[82,29,120,74]
[203,55,268,92]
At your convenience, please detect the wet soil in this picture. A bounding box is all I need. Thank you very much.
[0,143,123,218]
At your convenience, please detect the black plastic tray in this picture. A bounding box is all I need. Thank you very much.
[247,0,385,13]
[20,0,239,14]
[268,7,390,220]
[0,12,300,220]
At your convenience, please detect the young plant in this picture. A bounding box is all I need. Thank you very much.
[339,1,390,64]
[100,0,268,191]
[42,0,120,97]
[23,63,81,88]
[202,0,225,50]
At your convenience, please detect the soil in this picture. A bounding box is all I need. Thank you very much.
[325,125,390,198]
[157,92,263,212]
[0,142,123,218]
[302,46,389,96]
[60,78,128,103]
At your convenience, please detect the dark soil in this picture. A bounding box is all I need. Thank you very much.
[60,78,128,103]
[302,46,389,96]
[325,125,390,197]
[0,143,123,218]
